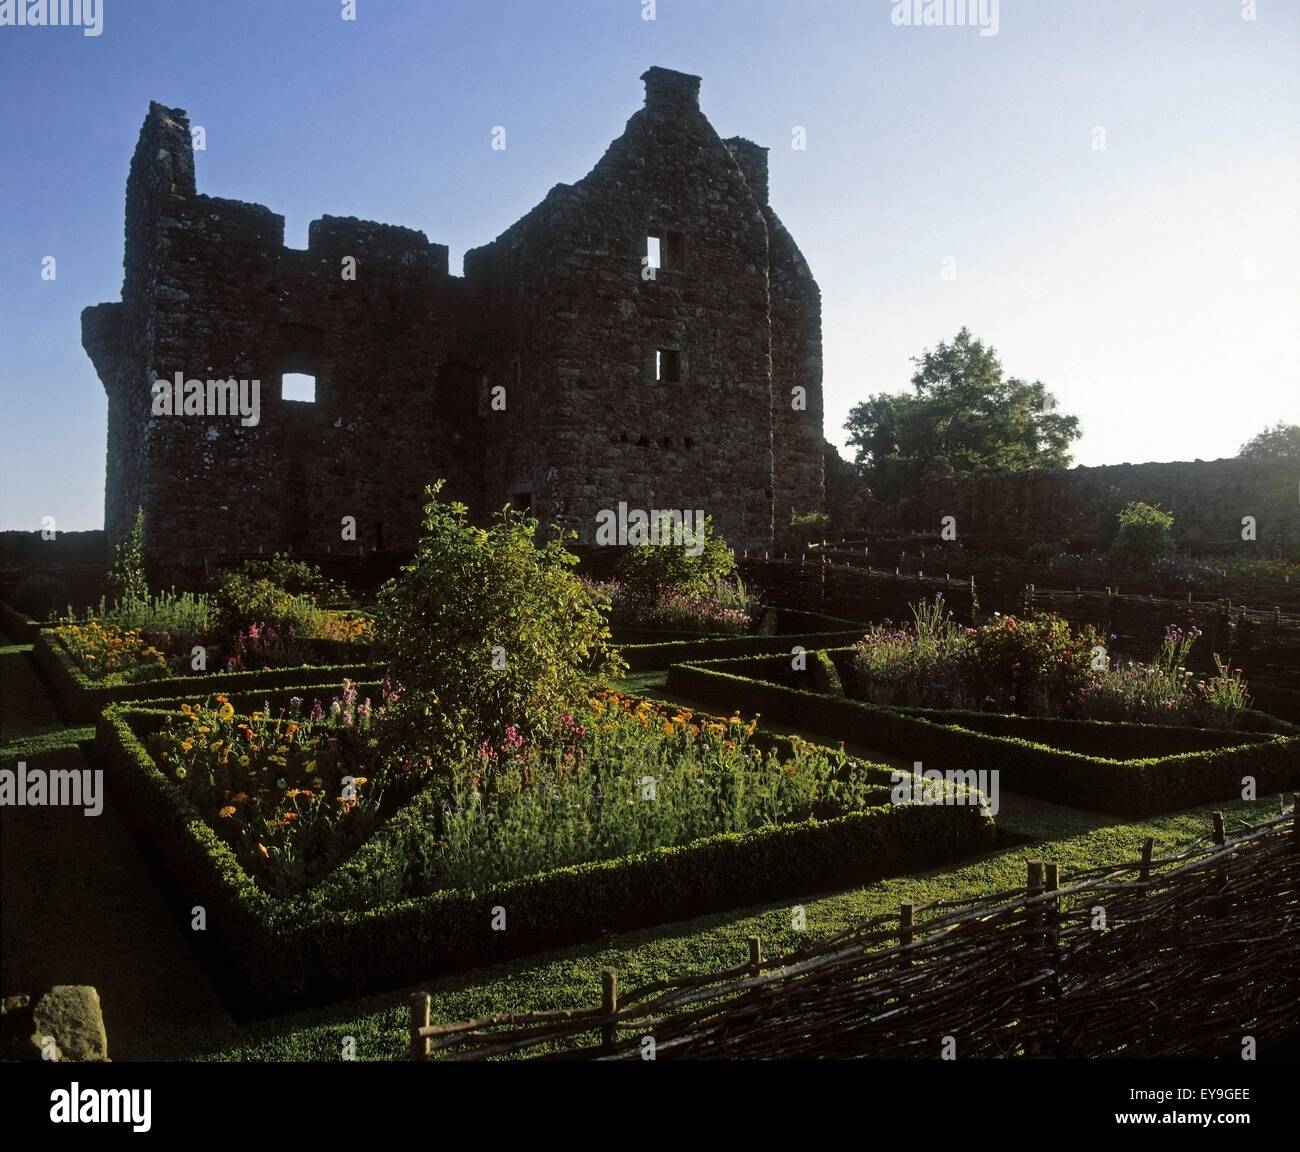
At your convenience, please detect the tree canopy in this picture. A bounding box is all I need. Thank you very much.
[1238,421,1300,460]
[845,329,1081,487]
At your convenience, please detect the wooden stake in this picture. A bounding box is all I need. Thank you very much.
[601,969,618,1049]
[1140,837,1154,883]
[409,992,431,1061]
[748,935,763,975]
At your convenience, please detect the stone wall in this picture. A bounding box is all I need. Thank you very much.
[871,457,1300,546]
[84,69,826,562]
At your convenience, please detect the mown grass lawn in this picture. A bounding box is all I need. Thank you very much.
[197,789,1287,1061]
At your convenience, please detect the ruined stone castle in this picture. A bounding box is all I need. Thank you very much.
[83,67,825,561]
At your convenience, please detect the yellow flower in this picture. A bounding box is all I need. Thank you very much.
[174,766,188,780]
[218,805,237,818]
[256,842,270,859]
[196,726,211,735]
[218,702,235,722]
[180,738,194,753]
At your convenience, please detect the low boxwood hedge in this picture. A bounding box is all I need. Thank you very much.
[0,600,43,643]
[665,653,1300,817]
[619,628,867,671]
[93,703,994,1009]
[35,629,377,724]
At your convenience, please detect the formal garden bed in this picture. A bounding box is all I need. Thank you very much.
[95,689,993,1008]
[664,600,1299,817]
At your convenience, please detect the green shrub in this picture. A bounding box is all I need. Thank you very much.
[213,574,320,637]
[217,553,346,602]
[376,482,624,770]
[1110,501,1175,569]
[1025,540,1065,563]
[616,513,737,599]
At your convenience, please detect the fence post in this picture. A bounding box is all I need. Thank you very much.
[1044,863,1061,1058]
[1025,861,1044,1057]
[1139,837,1154,883]
[409,993,431,1062]
[1211,812,1229,918]
[899,904,914,966]
[748,935,763,976]
[601,969,618,1050]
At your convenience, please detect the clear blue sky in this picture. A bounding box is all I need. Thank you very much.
[1,0,1296,530]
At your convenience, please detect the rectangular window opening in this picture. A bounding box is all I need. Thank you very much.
[655,349,682,383]
[282,373,317,403]
[645,234,662,271]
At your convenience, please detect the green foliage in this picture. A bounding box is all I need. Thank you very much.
[1238,421,1300,460]
[97,703,992,1007]
[1109,501,1175,569]
[218,553,346,602]
[844,329,1081,488]
[810,649,845,698]
[616,512,737,599]
[106,507,148,607]
[666,657,1299,817]
[1025,540,1065,563]
[419,698,884,892]
[790,509,832,547]
[958,612,1101,715]
[376,482,625,768]
[213,574,321,637]
[61,590,213,635]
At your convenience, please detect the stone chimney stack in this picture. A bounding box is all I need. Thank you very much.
[726,137,770,208]
[641,66,702,114]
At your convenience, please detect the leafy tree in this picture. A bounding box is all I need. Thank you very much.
[1109,501,1175,569]
[1238,421,1300,460]
[106,507,148,606]
[376,483,625,773]
[845,329,1080,485]
[617,513,736,598]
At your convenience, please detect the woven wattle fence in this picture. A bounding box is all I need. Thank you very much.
[410,803,1299,1060]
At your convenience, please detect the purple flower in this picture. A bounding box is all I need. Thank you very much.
[310,699,324,721]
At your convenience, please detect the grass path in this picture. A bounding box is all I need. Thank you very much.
[0,630,237,1059]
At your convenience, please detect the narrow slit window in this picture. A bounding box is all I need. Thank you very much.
[282,373,317,403]
[645,235,662,271]
[655,349,681,383]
